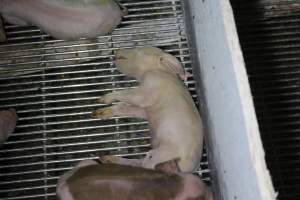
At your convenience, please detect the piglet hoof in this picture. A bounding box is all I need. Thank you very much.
[91,108,113,119]
[96,97,105,104]
[97,95,113,105]
[99,155,119,164]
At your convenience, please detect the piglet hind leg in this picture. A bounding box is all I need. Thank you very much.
[75,159,99,168]
[99,155,143,167]
[91,103,147,119]
[112,103,147,119]
[142,147,181,171]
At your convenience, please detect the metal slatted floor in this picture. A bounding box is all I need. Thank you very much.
[231,0,300,199]
[0,1,209,199]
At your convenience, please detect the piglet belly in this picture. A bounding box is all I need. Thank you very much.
[0,0,123,40]
[150,107,203,172]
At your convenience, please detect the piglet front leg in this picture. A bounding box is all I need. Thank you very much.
[91,88,149,119]
[99,155,143,167]
[91,103,147,119]
[98,88,150,107]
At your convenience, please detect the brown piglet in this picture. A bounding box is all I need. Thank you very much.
[56,159,213,200]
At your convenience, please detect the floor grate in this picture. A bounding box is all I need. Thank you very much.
[0,1,209,199]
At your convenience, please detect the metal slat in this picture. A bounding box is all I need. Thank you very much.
[0,1,209,199]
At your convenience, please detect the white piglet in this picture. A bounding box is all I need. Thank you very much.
[0,0,126,41]
[92,47,204,173]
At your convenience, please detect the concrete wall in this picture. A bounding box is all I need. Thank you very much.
[184,0,276,199]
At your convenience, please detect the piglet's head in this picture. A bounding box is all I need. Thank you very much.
[115,47,189,80]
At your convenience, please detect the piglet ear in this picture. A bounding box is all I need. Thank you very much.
[160,53,188,81]
[154,158,181,175]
